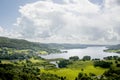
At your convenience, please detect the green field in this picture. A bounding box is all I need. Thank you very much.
[0,56,119,80]
[42,61,108,80]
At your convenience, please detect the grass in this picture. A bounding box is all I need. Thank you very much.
[14,49,31,54]
[42,68,79,80]
[42,61,108,80]
[42,67,107,80]
[67,61,108,75]
[29,58,46,63]
[67,61,93,68]
[38,51,48,54]
[1,60,12,64]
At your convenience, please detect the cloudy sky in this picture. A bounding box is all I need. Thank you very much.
[0,0,120,44]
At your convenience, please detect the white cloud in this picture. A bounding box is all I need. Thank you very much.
[14,0,120,44]
[0,26,8,37]
[0,26,22,38]
[0,26,4,33]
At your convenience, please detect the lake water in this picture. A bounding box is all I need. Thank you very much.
[40,47,120,59]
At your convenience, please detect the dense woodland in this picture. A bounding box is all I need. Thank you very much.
[0,37,120,80]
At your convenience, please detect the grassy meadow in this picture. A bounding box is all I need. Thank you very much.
[42,60,108,80]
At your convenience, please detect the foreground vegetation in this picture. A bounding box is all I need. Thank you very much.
[42,55,120,80]
[1,54,120,80]
[0,59,63,80]
[0,37,120,80]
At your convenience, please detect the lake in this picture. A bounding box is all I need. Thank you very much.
[40,47,120,59]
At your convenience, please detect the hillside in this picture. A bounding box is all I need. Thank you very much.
[0,37,60,53]
[47,43,107,49]
[107,44,120,50]
[104,44,120,53]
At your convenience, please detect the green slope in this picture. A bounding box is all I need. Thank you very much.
[0,36,60,53]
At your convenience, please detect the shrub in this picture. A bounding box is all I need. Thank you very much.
[94,61,112,68]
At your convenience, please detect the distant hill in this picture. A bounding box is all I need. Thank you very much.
[0,37,44,49]
[104,44,120,53]
[107,44,120,50]
[0,37,60,53]
[47,43,107,49]
[0,36,107,51]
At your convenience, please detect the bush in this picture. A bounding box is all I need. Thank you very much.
[82,56,91,61]
[89,73,96,76]
[94,61,112,68]
[76,72,91,80]
[104,68,120,80]
[116,64,120,67]
[58,59,71,68]
[69,56,79,61]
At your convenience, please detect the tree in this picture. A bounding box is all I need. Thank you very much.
[81,68,84,71]
[76,72,91,80]
[94,61,112,68]
[113,56,119,60]
[89,73,96,77]
[69,56,79,61]
[58,60,71,68]
[78,73,83,79]
[104,56,113,60]
[116,64,120,67]
[104,68,120,80]
[117,57,120,61]
[92,58,100,61]
[115,60,118,64]
[82,56,91,61]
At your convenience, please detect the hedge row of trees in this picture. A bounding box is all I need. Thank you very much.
[94,61,112,68]
[103,56,120,60]
[58,56,92,68]
[69,56,91,61]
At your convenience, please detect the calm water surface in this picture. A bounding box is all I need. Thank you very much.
[40,47,120,59]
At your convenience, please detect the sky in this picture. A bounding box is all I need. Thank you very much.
[0,0,120,44]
